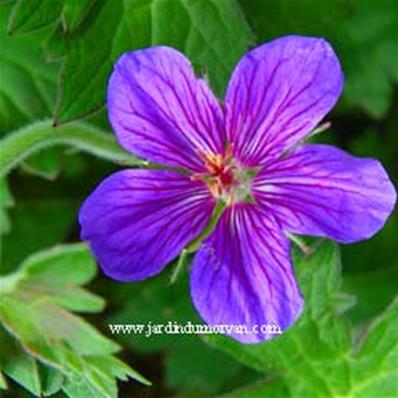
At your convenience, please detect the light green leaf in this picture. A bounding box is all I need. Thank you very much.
[0,243,149,396]
[39,365,64,397]
[8,0,63,34]
[20,243,96,284]
[16,243,105,313]
[0,370,7,390]
[353,297,398,397]
[0,328,41,396]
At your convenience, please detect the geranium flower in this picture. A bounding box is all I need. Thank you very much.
[79,36,396,343]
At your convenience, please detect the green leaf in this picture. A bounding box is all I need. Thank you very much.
[220,378,290,398]
[206,241,398,397]
[353,297,398,397]
[61,0,96,32]
[239,0,398,118]
[16,243,105,313]
[8,0,63,34]
[0,244,149,396]
[39,365,64,396]
[0,178,13,235]
[1,2,65,179]
[54,0,150,123]
[0,2,58,134]
[0,370,7,390]
[53,0,251,123]
[151,0,252,96]
[0,328,41,396]
[44,23,68,61]
[20,243,96,283]
[0,119,142,178]
[343,265,398,324]
[20,147,63,180]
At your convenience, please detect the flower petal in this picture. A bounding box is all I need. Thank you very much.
[225,35,343,166]
[253,144,397,243]
[79,170,215,281]
[108,47,225,171]
[190,204,303,343]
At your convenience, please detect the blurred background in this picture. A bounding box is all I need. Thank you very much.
[1,0,397,397]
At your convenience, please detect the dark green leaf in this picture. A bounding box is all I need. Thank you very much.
[54,0,251,123]
[206,241,398,397]
[8,0,63,35]
[0,178,13,235]
[239,0,398,118]
[0,2,58,134]
[62,0,96,32]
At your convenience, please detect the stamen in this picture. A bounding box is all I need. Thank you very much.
[194,144,254,205]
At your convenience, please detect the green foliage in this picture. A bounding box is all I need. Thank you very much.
[8,0,63,34]
[108,268,258,396]
[0,244,150,397]
[206,241,398,397]
[62,0,97,33]
[239,0,398,119]
[1,0,397,397]
[0,3,58,135]
[0,178,13,235]
[6,0,251,124]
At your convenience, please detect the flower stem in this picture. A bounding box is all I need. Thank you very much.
[286,232,314,255]
[185,201,225,254]
[169,249,190,284]
[0,120,144,178]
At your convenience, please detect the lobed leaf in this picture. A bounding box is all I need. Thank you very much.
[8,0,63,35]
[0,244,150,396]
[207,241,398,397]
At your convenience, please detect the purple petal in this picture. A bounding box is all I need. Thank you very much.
[253,144,397,243]
[108,47,225,171]
[79,170,215,281]
[190,204,303,343]
[225,35,343,166]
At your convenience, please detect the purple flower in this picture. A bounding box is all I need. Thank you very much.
[79,36,397,343]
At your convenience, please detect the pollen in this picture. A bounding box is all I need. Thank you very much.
[192,144,256,205]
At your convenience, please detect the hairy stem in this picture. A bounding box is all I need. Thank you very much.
[0,120,145,178]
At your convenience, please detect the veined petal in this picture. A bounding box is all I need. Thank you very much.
[190,204,303,343]
[79,170,215,281]
[253,144,397,243]
[225,35,343,166]
[108,47,225,172]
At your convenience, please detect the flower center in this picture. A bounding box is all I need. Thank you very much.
[192,145,257,205]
